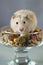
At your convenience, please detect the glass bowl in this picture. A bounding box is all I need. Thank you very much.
[0,26,43,65]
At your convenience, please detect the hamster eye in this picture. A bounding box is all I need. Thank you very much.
[23,21,26,24]
[16,22,18,24]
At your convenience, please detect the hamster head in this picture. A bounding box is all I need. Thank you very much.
[10,9,37,34]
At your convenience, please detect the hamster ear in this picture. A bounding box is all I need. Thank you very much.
[25,14,34,20]
[25,15,29,20]
[29,13,34,19]
[27,12,36,20]
[12,14,16,19]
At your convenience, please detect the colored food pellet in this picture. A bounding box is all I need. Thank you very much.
[0,28,42,47]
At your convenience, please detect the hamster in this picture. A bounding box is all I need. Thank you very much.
[10,9,37,34]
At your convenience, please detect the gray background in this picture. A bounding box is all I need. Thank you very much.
[0,0,43,65]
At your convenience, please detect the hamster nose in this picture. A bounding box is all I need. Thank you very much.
[20,28,24,32]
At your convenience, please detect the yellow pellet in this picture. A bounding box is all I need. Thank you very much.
[13,38,18,43]
[38,34,42,38]
[35,28,40,32]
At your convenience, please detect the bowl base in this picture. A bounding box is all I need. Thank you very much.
[8,60,36,65]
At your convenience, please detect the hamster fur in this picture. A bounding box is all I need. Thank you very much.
[10,9,37,34]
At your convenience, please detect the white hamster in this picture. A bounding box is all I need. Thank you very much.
[10,9,37,34]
